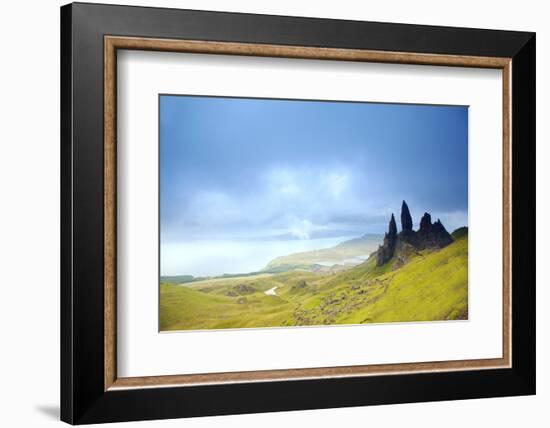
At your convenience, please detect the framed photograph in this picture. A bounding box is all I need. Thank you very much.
[61,2,535,424]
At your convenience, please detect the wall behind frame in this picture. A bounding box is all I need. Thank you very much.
[0,0,545,427]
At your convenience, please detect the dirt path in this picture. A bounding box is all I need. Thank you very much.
[264,286,278,296]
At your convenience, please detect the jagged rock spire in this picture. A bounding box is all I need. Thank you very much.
[376,213,398,266]
[419,212,432,231]
[401,200,413,231]
[415,214,453,249]
[389,213,397,236]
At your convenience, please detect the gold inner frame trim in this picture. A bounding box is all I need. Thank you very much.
[104,35,512,391]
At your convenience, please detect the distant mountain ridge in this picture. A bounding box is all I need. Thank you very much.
[263,234,382,272]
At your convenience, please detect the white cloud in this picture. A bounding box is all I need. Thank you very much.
[323,171,349,199]
[172,166,383,239]
[266,168,301,197]
[289,218,314,239]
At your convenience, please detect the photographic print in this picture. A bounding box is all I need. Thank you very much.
[159,95,468,331]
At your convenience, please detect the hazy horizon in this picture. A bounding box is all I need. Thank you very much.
[160,95,468,276]
[161,234,374,277]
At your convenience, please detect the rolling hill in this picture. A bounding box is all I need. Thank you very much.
[160,231,468,331]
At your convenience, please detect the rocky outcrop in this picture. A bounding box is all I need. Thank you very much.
[401,200,413,232]
[376,214,398,266]
[225,284,256,297]
[376,201,454,266]
[416,213,454,249]
[392,241,421,270]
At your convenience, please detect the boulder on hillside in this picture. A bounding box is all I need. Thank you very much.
[226,284,256,297]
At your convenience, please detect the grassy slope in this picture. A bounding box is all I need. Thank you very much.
[160,235,468,331]
[160,285,295,330]
[337,236,468,323]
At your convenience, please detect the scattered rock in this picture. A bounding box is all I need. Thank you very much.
[292,279,307,290]
[225,284,256,297]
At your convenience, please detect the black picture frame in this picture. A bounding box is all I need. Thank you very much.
[61,2,535,424]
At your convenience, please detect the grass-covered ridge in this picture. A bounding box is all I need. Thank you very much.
[160,231,468,331]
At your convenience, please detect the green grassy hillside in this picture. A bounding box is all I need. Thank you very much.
[451,226,468,240]
[160,234,468,331]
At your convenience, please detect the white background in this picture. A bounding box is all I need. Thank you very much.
[0,0,546,427]
[118,51,503,377]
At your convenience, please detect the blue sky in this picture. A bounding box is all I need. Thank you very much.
[160,95,468,244]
